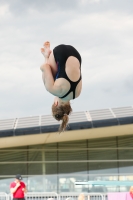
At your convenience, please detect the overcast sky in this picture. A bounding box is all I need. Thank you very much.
[0,0,133,120]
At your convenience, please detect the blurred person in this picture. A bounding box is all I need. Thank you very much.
[10,174,27,200]
[130,186,133,199]
[78,193,85,200]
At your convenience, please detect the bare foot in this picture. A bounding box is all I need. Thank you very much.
[41,41,51,58]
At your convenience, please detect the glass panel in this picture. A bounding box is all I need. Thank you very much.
[0,164,27,175]
[28,175,57,192]
[59,175,89,193]
[89,137,117,148]
[0,177,13,193]
[28,151,42,161]
[45,151,57,161]
[89,162,118,174]
[118,149,133,160]
[45,163,57,175]
[58,162,87,174]
[118,175,133,192]
[58,150,87,161]
[88,175,119,193]
[118,135,133,147]
[119,161,133,173]
[59,176,76,192]
[119,175,133,192]
[58,175,120,193]
[0,150,27,162]
[28,175,44,192]
[119,186,129,192]
[41,149,58,175]
[58,140,87,149]
[89,149,117,160]
[40,150,58,174]
[123,175,133,181]
[28,163,42,175]
[45,175,57,192]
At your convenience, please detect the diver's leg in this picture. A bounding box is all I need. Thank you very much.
[40,41,57,77]
[40,42,55,93]
[40,41,51,64]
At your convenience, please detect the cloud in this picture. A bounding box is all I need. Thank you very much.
[124,74,133,92]
[4,0,79,16]
[79,0,106,5]
[61,11,133,37]
[0,4,9,16]
[0,0,133,119]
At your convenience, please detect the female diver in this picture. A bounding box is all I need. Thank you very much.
[40,41,82,132]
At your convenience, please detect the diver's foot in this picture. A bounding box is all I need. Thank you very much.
[41,41,51,58]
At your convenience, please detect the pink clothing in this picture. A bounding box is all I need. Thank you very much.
[10,181,25,198]
[126,193,133,200]
[108,192,127,200]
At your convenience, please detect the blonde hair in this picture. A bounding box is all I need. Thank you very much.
[78,193,85,200]
[52,102,72,133]
[130,186,133,193]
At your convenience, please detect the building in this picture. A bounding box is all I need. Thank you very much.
[0,106,133,193]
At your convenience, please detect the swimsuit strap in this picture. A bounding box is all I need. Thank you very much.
[59,75,82,99]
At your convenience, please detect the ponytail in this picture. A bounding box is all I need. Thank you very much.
[59,114,69,133]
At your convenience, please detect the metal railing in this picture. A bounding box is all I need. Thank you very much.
[25,192,58,200]
[0,193,8,200]
[59,193,104,200]
[103,194,108,200]
[0,192,104,200]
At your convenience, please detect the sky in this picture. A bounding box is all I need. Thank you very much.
[0,0,133,120]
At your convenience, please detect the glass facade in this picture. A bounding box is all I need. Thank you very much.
[0,135,133,193]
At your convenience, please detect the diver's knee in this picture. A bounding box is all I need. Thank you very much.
[40,64,45,71]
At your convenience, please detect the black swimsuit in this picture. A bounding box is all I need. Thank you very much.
[53,44,82,99]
